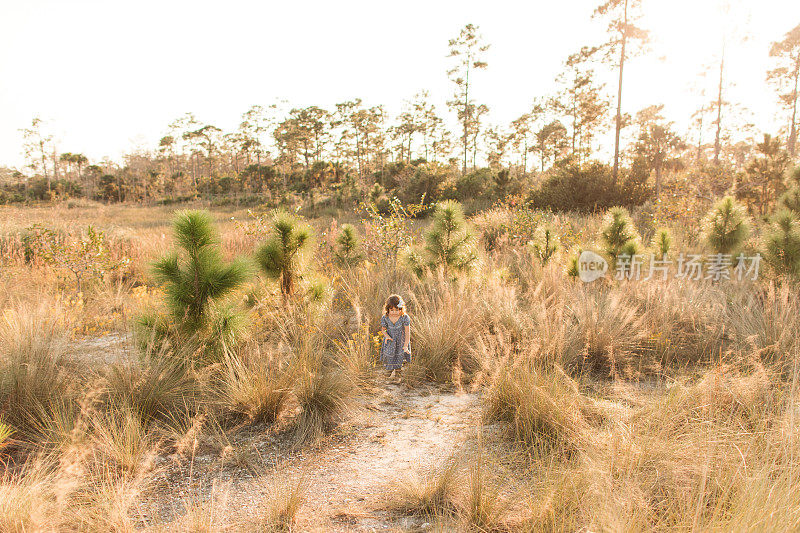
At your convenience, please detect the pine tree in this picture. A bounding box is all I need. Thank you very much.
[701,196,751,255]
[334,224,364,267]
[566,246,583,278]
[779,185,800,215]
[255,209,322,304]
[764,210,800,277]
[600,207,641,267]
[529,225,559,265]
[154,210,248,331]
[651,228,672,257]
[138,209,250,359]
[403,200,478,279]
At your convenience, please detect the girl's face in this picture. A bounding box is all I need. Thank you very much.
[388,305,401,317]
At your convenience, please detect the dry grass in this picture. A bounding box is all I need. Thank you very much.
[483,361,592,458]
[217,346,291,425]
[387,453,462,518]
[3,203,800,530]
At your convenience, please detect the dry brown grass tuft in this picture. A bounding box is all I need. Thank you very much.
[483,361,591,459]
[0,300,77,444]
[217,346,291,425]
[387,453,462,518]
[287,328,360,447]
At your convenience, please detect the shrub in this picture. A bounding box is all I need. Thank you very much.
[701,196,751,255]
[403,200,479,279]
[136,209,250,361]
[600,207,641,269]
[396,162,451,205]
[454,168,492,201]
[333,224,364,267]
[528,162,651,212]
[764,210,800,277]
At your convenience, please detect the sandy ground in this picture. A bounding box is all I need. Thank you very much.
[133,375,483,531]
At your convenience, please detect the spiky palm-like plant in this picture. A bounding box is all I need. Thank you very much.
[764,210,800,277]
[651,228,673,257]
[405,200,478,279]
[529,226,559,265]
[779,186,800,216]
[255,209,317,303]
[152,210,250,334]
[701,196,751,255]
[334,224,364,267]
[600,207,641,267]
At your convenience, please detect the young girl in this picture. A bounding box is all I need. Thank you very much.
[380,294,411,383]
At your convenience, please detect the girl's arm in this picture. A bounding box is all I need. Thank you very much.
[403,324,411,352]
[380,317,391,341]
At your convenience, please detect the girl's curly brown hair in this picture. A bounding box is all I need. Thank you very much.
[383,294,407,316]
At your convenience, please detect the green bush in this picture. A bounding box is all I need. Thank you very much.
[528,162,652,213]
[136,209,250,362]
[701,196,751,255]
[396,162,451,206]
[454,168,493,202]
[402,200,479,279]
[600,207,641,268]
[779,186,800,215]
[764,210,800,277]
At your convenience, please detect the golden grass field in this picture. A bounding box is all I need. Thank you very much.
[1,200,799,532]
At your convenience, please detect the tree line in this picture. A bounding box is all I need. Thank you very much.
[3,9,798,213]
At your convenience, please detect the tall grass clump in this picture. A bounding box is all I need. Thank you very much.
[288,329,358,447]
[564,289,651,377]
[100,351,201,428]
[726,283,800,371]
[387,453,462,518]
[0,301,76,445]
[218,346,291,425]
[483,362,589,458]
[404,276,483,384]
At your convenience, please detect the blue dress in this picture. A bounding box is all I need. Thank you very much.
[380,314,411,370]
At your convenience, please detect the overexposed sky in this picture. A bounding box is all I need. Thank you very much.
[1,0,798,170]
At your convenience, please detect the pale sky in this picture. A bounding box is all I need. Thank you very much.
[1,0,799,170]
